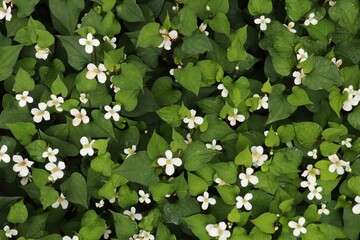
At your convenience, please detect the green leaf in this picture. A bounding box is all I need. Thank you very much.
[264,127,280,147]
[17,213,49,238]
[91,152,114,177]
[116,0,145,22]
[248,0,273,15]
[111,211,138,238]
[251,212,277,234]
[304,204,321,222]
[118,185,139,208]
[147,132,169,160]
[112,151,159,186]
[329,0,359,28]
[39,131,78,157]
[156,105,182,127]
[348,106,360,130]
[305,19,335,43]
[7,122,37,146]
[0,45,23,81]
[183,214,216,240]
[60,172,88,208]
[25,140,47,162]
[32,168,50,188]
[294,122,322,148]
[348,176,360,195]
[91,110,115,138]
[12,0,40,18]
[150,183,174,202]
[209,12,230,36]
[329,90,348,118]
[100,11,121,36]
[285,0,312,21]
[57,35,91,70]
[174,63,202,95]
[234,147,253,167]
[156,222,176,240]
[151,77,182,106]
[270,148,303,176]
[254,171,278,195]
[92,139,109,155]
[163,195,200,225]
[172,6,197,36]
[7,199,28,224]
[287,86,313,106]
[40,186,58,209]
[210,162,238,184]
[215,185,240,205]
[187,172,208,196]
[343,206,360,239]
[182,31,213,55]
[183,141,218,171]
[101,0,116,12]
[13,68,35,93]
[227,26,248,62]
[137,22,162,48]
[51,75,68,97]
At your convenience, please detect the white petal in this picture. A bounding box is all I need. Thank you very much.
[165,164,175,176]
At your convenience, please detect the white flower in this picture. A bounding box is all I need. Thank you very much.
[35,45,50,60]
[124,207,143,221]
[301,164,320,183]
[52,193,69,209]
[206,139,222,151]
[283,22,296,33]
[42,147,59,163]
[300,179,317,188]
[296,48,308,63]
[184,133,193,144]
[12,155,33,177]
[183,109,203,129]
[254,15,271,31]
[80,137,95,156]
[197,191,216,210]
[331,57,342,68]
[70,108,90,126]
[47,94,64,112]
[253,94,268,110]
[205,222,231,239]
[217,83,229,97]
[286,142,293,148]
[103,227,112,239]
[62,236,79,240]
[79,33,100,54]
[199,23,209,36]
[341,138,352,148]
[307,149,318,159]
[124,145,136,158]
[318,204,330,215]
[158,29,178,50]
[3,225,17,238]
[139,230,155,240]
[215,177,226,186]
[138,190,151,204]
[15,90,34,107]
[0,145,10,163]
[329,0,336,6]
[342,86,360,111]
[293,68,306,85]
[19,173,32,185]
[31,102,50,123]
[227,108,245,126]
[288,217,307,237]
[169,65,182,76]
[0,1,12,21]
[352,196,360,214]
[95,199,104,208]
[109,188,117,203]
[304,12,318,26]
[104,105,121,121]
[79,93,88,104]
[239,168,259,187]
[236,193,253,210]
[328,154,348,175]
[45,161,65,181]
[103,36,117,49]
[157,150,182,176]
[307,185,323,200]
[86,63,107,83]
[251,146,268,167]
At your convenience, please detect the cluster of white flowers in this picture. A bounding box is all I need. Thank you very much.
[62,235,78,240]
[251,146,268,167]
[70,108,90,126]
[227,108,245,126]
[331,57,342,68]
[300,164,323,201]
[206,222,231,240]
[103,36,117,49]
[12,155,34,179]
[292,68,306,85]
[296,48,308,63]
[197,191,216,210]
[43,147,65,182]
[328,154,351,175]
[353,196,360,214]
[342,85,360,112]
[214,177,227,186]
[31,102,51,123]
[288,217,307,237]
[157,150,182,176]
[158,29,178,50]
[254,15,271,31]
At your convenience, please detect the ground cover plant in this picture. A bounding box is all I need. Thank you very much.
[1,0,360,239]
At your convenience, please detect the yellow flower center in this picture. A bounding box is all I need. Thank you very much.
[51,167,59,174]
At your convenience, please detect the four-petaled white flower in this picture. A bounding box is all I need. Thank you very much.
[352,196,360,214]
[253,94,269,110]
[236,193,253,210]
[304,12,318,26]
[158,29,178,50]
[138,230,155,240]
[70,108,90,126]
[341,138,352,148]
[307,185,323,200]
[15,90,34,107]
[80,136,95,156]
[206,139,223,151]
[307,149,318,159]
[293,68,306,85]
[79,33,100,54]
[3,225,18,238]
[31,102,50,123]
[342,85,360,111]
[227,108,245,126]
[42,147,59,163]
[86,63,107,83]
[183,109,204,129]
[104,104,121,121]
[283,22,296,33]
[328,154,348,175]
[239,168,259,187]
[331,57,342,68]
[12,155,34,177]
[205,222,231,240]
[0,145,10,163]
[35,45,50,60]
[318,203,330,215]
[296,48,308,63]
[197,191,216,210]
[301,164,320,183]
[251,146,268,167]
[79,93,88,104]
[288,217,307,237]
[254,15,271,31]
[0,1,12,21]
[300,179,317,189]
[157,150,182,176]
[45,161,65,181]
[124,207,143,221]
[47,94,64,112]
[199,23,209,36]
[52,193,69,209]
[103,36,117,49]
[95,199,104,208]
[62,236,79,240]
[138,190,151,204]
[217,83,229,97]
[124,145,136,158]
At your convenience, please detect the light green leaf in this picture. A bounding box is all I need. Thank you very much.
[172,6,198,36]
[209,12,230,36]
[118,185,139,208]
[25,140,47,162]
[7,122,37,146]
[91,152,114,177]
[251,212,277,234]
[40,186,58,209]
[7,199,28,224]
[151,77,182,105]
[137,22,162,48]
[60,172,88,208]
[248,0,272,16]
[285,0,312,21]
[287,86,313,106]
[13,68,35,93]
[183,214,216,240]
[294,122,322,148]
[173,63,202,95]
[348,176,360,195]
[111,211,138,238]
[187,172,208,196]
[147,132,169,160]
[348,106,360,130]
